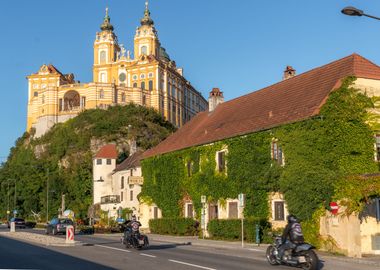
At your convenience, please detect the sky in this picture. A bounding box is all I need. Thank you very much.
[1,0,380,162]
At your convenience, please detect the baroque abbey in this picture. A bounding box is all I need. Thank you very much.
[27,3,208,137]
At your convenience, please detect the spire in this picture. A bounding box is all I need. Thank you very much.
[100,7,114,31]
[140,1,154,26]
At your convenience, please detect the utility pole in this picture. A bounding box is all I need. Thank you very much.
[13,180,16,218]
[61,194,65,217]
[46,168,49,223]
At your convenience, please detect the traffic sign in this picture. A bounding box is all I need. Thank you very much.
[330,202,339,215]
[66,225,75,244]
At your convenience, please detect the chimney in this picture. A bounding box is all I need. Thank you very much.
[208,88,224,112]
[283,66,296,80]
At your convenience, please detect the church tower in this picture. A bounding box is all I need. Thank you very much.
[93,8,120,83]
[133,1,160,58]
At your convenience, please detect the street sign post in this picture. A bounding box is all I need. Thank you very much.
[238,193,245,247]
[201,195,206,239]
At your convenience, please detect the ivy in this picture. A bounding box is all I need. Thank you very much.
[142,77,379,222]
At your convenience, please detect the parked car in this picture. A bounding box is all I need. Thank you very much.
[46,218,74,235]
[7,218,26,229]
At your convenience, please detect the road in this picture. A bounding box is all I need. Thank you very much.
[0,226,378,270]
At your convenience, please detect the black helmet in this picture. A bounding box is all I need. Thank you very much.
[287,214,297,223]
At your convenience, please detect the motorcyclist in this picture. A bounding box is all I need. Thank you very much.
[125,215,142,245]
[277,214,304,261]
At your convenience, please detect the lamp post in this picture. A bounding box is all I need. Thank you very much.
[341,6,380,21]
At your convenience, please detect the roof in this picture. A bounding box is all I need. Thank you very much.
[143,54,380,158]
[95,144,118,159]
[114,151,143,172]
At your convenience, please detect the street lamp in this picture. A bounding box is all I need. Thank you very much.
[341,6,380,21]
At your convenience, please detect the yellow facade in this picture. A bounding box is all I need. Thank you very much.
[27,4,208,137]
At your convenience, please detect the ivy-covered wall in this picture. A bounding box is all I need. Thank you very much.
[141,77,379,222]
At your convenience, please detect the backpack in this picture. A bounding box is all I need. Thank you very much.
[290,222,304,243]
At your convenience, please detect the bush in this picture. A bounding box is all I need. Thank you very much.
[77,225,94,235]
[149,218,199,236]
[35,223,47,229]
[207,218,271,243]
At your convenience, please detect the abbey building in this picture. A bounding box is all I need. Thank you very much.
[27,4,208,137]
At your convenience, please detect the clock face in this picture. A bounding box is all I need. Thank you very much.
[119,73,126,82]
[41,83,47,89]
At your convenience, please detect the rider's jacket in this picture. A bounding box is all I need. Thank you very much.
[127,220,142,233]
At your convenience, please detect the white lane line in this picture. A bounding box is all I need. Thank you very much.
[95,244,131,253]
[248,248,264,252]
[140,253,156,258]
[168,259,216,270]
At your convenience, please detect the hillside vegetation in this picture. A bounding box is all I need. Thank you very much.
[0,104,175,221]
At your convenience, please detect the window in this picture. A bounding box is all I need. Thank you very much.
[217,151,226,173]
[99,89,104,99]
[121,176,124,189]
[59,98,63,111]
[100,50,106,63]
[141,81,145,90]
[130,169,133,176]
[375,135,380,161]
[186,161,193,177]
[208,204,218,220]
[34,91,38,97]
[186,203,193,218]
[274,201,285,221]
[106,159,111,165]
[228,202,238,219]
[121,93,126,102]
[141,45,147,55]
[130,190,133,201]
[121,192,123,202]
[148,80,153,91]
[375,198,380,222]
[96,159,102,165]
[148,72,153,78]
[153,207,158,219]
[100,72,107,83]
[80,96,86,108]
[132,75,138,81]
[140,74,146,79]
[133,82,137,88]
[272,140,284,166]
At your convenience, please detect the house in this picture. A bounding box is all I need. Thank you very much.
[141,54,380,256]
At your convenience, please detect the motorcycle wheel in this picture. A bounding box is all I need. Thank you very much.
[301,250,318,270]
[266,245,279,265]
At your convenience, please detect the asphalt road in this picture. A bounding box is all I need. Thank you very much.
[0,226,378,270]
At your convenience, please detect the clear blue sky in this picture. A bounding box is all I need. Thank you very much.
[1,0,380,162]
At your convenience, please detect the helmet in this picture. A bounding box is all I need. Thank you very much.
[131,215,136,221]
[287,214,297,223]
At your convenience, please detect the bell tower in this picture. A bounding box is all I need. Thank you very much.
[93,7,120,83]
[133,1,160,58]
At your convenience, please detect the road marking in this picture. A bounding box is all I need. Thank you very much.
[140,253,156,258]
[95,244,131,252]
[248,248,264,252]
[169,259,216,270]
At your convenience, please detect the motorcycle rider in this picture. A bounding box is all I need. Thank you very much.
[126,215,142,246]
[277,214,304,261]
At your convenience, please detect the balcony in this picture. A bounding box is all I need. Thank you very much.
[100,195,120,204]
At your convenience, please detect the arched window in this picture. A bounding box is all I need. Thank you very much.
[100,72,107,83]
[121,176,124,189]
[121,93,126,102]
[133,82,137,88]
[141,81,145,90]
[100,50,106,63]
[99,89,104,99]
[143,95,146,105]
[148,80,153,91]
[141,45,148,55]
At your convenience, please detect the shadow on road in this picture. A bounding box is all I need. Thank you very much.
[147,242,192,250]
[0,236,117,270]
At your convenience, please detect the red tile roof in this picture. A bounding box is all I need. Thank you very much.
[144,54,380,159]
[95,144,118,159]
[114,151,143,172]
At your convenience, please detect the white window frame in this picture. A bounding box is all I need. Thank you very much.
[272,199,287,221]
[184,202,194,218]
[215,149,228,174]
[99,72,107,83]
[271,139,285,166]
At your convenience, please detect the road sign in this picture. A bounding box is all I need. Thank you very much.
[66,225,75,244]
[330,202,339,215]
[238,193,245,207]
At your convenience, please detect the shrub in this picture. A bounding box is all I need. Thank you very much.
[77,225,94,235]
[149,218,199,236]
[207,218,271,243]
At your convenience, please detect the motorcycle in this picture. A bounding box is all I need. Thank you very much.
[122,227,149,249]
[266,236,319,270]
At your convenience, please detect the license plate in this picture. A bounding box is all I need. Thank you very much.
[298,256,306,263]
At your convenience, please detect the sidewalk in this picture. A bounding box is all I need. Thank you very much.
[147,233,380,267]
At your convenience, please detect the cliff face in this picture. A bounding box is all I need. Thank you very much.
[0,104,175,220]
